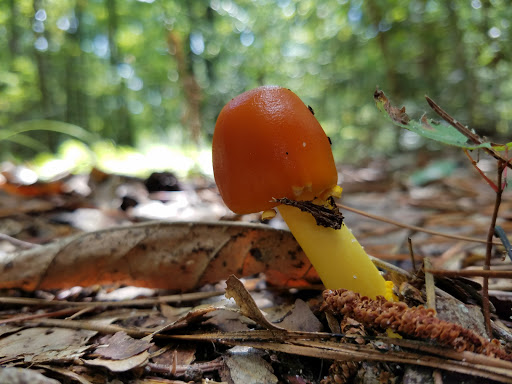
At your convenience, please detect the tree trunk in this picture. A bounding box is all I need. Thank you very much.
[104,0,134,145]
[33,0,57,150]
[65,0,88,130]
[444,1,479,128]
[8,0,21,59]
[418,0,441,96]
[364,2,400,98]
[167,30,202,145]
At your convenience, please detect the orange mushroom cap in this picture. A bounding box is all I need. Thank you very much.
[212,86,338,214]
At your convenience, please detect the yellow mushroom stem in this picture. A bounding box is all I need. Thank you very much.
[278,204,389,299]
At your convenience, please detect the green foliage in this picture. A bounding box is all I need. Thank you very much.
[375,90,512,151]
[1,120,98,143]
[30,139,212,179]
[409,159,458,186]
[1,0,512,163]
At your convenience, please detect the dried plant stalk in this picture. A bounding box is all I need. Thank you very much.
[323,289,512,361]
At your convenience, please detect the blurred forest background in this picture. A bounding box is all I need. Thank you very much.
[1,0,512,177]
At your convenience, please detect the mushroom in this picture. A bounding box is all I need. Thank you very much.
[212,86,391,299]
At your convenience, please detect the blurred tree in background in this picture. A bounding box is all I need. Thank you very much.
[1,0,511,165]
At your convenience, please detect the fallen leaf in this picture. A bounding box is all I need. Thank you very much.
[0,179,65,197]
[160,304,193,323]
[205,308,253,332]
[0,367,60,384]
[34,364,93,384]
[0,327,96,364]
[151,344,196,367]
[278,299,323,332]
[221,347,278,384]
[0,324,24,337]
[435,296,488,336]
[225,275,285,332]
[154,305,219,334]
[0,221,319,291]
[94,331,153,360]
[83,351,149,372]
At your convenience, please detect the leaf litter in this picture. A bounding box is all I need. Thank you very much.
[1,95,512,382]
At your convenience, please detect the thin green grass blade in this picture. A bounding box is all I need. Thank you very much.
[1,120,98,144]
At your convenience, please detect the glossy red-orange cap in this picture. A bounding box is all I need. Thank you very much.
[212,86,338,214]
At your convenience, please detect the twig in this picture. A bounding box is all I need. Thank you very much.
[0,307,84,325]
[0,290,224,307]
[0,233,38,249]
[19,318,512,382]
[25,318,150,338]
[425,96,485,145]
[463,149,498,192]
[426,96,512,337]
[423,258,436,310]
[408,237,417,273]
[433,370,444,384]
[337,203,500,246]
[425,96,512,170]
[147,358,224,377]
[482,161,506,335]
[425,269,512,279]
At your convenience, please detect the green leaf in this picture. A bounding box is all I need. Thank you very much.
[3,133,50,152]
[1,120,98,144]
[374,90,512,151]
[409,159,458,186]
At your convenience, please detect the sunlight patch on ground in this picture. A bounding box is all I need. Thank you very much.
[30,139,213,180]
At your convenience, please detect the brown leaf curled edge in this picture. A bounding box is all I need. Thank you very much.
[323,289,512,361]
[374,88,410,125]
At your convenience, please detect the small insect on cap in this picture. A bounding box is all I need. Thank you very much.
[212,86,338,214]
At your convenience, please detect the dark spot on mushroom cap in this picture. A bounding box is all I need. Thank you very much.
[308,105,315,115]
[249,247,263,261]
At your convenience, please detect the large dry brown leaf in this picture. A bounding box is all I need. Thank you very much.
[0,327,96,364]
[0,221,318,291]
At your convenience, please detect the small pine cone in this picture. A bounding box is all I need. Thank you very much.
[321,317,367,384]
[323,289,512,361]
[321,360,360,384]
[340,317,366,345]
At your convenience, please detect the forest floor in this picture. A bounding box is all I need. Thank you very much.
[1,150,512,384]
